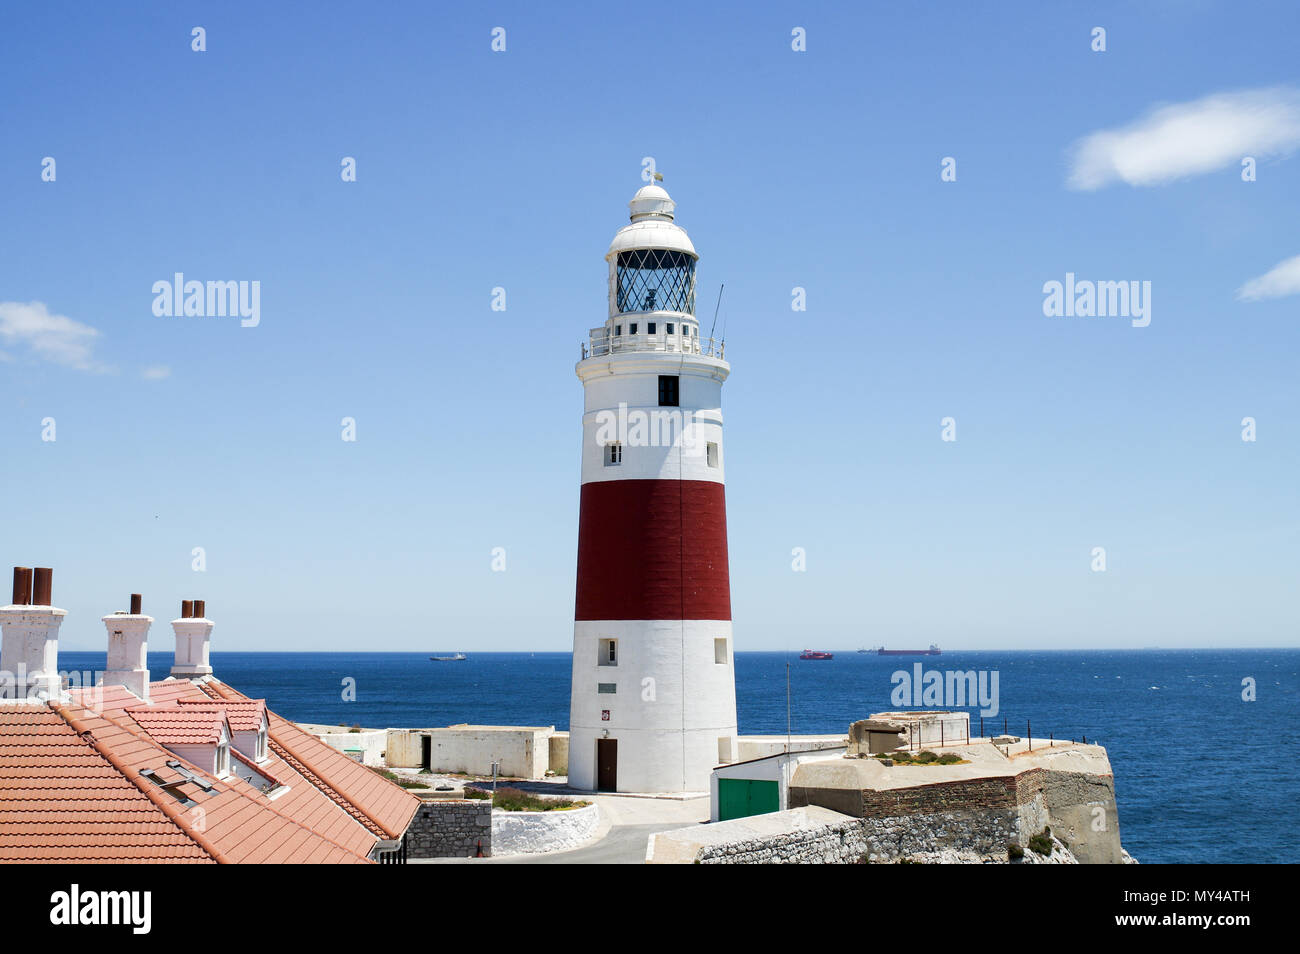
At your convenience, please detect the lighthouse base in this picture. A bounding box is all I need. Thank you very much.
[568,619,738,794]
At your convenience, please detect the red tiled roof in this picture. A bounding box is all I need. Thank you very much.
[126,706,229,745]
[200,680,419,840]
[0,705,211,863]
[178,698,265,732]
[145,682,385,857]
[53,702,371,865]
[12,673,421,864]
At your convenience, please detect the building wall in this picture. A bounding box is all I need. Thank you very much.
[709,750,847,822]
[869,711,971,747]
[548,732,569,775]
[404,799,492,859]
[385,726,552,778]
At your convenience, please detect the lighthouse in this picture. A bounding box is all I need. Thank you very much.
[568,179,738,793]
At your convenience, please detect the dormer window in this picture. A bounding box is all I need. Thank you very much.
[257,723,268,761]
[216,739,231,778]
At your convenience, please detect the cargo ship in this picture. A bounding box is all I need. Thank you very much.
[798,649,834,660]
[877,644,941,656]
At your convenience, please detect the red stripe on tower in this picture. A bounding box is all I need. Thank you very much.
[575,479,731,621]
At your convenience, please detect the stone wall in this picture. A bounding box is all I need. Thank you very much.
[785,766,1120,863]
[694,812,1039,864]
[404,799,493,859]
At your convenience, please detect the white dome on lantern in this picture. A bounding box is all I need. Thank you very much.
[607,184,697,259]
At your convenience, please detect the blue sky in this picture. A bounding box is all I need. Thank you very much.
[2,1,1298,651]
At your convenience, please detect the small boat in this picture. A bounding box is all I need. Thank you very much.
[799,649,834,660]
[877,644,941,656]
[429,653,467,662]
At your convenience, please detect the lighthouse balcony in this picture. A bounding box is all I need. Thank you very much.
[585,326,724,360]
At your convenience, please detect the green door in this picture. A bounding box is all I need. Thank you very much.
[718,778,780,821]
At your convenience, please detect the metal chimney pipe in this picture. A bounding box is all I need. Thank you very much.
[11,567,32,606]
[193,599,205,618]
[181,599,193,619]
[130,593,142,615]
[31,568,53,606]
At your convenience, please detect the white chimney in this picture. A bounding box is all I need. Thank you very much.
[0,567,66,702]
[102,593,152,702]
[170,599,213,679]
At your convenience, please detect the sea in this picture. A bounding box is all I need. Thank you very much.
[58,648,1299,864]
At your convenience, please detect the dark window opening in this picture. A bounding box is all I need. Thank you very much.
[658,375,679,407]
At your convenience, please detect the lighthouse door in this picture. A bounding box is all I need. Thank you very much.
[596,739,618,791]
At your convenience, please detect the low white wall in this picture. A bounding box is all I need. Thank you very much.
[387,726,554,778]
[313,729,386,766]
[492,802,599,856]
[736,735,844,761]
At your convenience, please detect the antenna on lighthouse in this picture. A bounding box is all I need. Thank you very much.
[708,283,725,341]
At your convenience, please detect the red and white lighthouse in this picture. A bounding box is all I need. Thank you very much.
[568,180,737,793]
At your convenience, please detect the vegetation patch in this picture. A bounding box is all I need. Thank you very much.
[367,766,428,790]
[1028,827,1054,856]
[490,787,591,812]
[875,750,969,766]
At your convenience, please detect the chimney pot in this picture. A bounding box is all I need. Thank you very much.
[130,593,142,615]
[32,568,53,606]
[11,567,32,606]
[193,599,205,618]
[181,599,193,618]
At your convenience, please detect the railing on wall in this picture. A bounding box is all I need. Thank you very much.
[584,329,724,360]
[903,717,1095,753]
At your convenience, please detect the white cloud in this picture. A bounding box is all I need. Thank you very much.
[141,364,171,380]
[1067,87,1300,190]
[0,300,105,370]
[1238,253,1300,301]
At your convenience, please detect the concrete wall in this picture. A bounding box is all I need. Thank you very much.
[548,732,569,776]
[404,799,493,859]
[386,726,554,778]
[869,711,971,747]
[492,803,599,856]
[1023,768,1122,864]
[735,735,845,761]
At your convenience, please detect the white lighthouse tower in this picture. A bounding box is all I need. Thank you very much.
[568,179,738,793]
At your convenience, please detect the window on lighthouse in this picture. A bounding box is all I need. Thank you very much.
[707,442,719,468]
[658,375,679,407]
[604,442,622,466]
[599,639,618,666]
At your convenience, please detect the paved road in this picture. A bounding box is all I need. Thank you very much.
[412,791,709,865]
[418,823,672,865]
